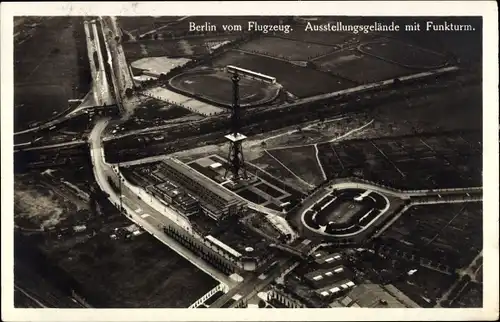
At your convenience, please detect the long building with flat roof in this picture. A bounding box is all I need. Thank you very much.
[160,158,247,219]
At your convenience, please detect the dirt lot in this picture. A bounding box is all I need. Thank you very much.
[267,146,325,187]
[238,36,338,61]
[169,69,280,106]
[14,172,90,231]
[14,85,71,132]
[250,152,312,193]
[314,49,412,83]
[143,86,225,115]
[359,40,448,69]
[14,17,90,132]
[211,50,357,97]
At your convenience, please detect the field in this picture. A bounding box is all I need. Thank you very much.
[14,17,91,132]
[118,16,283,38]
[240,84,481,193]
[316,132,482,190]
[238,36,338,61]
[348,83,482,140]
[393,266,457,307]
[381,202,482,269]
[313,49,412,83]
[211,50,357,97]
[320,200,366,225]
[14,85,70,132]
[123,35,241,61]
[267,146,325,187]
[250,152,312,193]
[170,70,280,106]
[358,40,448,69]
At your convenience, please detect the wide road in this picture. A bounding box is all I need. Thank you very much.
[91,20,114,106]
[89,119,236,287]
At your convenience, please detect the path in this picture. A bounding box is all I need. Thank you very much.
[264,150,314,190]
[314,144,327,181]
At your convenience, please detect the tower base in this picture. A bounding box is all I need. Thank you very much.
[224,132,248,181]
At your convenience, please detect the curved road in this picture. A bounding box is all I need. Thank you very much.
[89,119,236,287]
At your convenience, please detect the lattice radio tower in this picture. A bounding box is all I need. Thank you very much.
[224,72,248,181]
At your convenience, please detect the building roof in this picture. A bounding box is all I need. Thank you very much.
[314,279,356,298]
[206,235,242,258]
[312,251,327,259]
[304,266,348,287]
[162,158,245,205]
[153,181,180,198]
[175,193,198,206]
[210,162,223,169]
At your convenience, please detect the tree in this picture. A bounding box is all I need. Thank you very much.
[125,88,134,98]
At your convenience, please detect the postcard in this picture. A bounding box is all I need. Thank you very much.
[1,1,498,321]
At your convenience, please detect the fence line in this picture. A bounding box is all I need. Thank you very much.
[189,283,229,308]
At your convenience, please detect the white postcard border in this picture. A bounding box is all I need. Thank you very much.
[1,1,498,321]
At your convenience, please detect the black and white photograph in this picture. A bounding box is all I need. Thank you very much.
[1,1,498,321]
